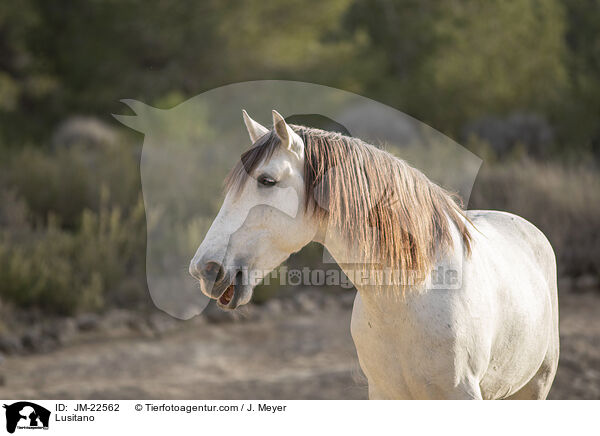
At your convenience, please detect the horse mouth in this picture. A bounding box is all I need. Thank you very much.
[215,270,246,309]
[218,284,235,306]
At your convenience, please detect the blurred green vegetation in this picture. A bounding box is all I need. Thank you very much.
[0,145,147,314]
[0,0,599,315]
[2,0,600,153]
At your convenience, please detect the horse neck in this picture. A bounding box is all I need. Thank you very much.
[315,225,413,315]
[315,211,466,319]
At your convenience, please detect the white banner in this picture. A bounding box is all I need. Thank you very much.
[0,400,596,436]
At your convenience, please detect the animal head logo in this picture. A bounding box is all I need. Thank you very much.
[113,80,481,318]
[3,402,50,434]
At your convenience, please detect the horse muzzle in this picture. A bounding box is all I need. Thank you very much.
[189,259,249,309]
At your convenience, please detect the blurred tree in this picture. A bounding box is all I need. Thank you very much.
[28,0,225,125]
[561,0,600,154]
[0,0,227,142]
[345,0,569,137]
[214,0,371,87]
[0,0,599,154]
[0,0,53,142]
[0,0,373,144]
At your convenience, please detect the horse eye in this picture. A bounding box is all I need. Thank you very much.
[258,175,277,187]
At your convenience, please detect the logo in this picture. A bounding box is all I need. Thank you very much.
[3,402,50,434]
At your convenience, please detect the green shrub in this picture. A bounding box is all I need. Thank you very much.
[2,143,141,228]
[0,193,147,315]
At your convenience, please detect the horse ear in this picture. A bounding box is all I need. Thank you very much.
[242,110,269,143]
[272,110,304,160]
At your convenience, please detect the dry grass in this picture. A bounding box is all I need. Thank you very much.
[469,158,600,278]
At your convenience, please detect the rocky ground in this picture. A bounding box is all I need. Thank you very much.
[0,288,598,400]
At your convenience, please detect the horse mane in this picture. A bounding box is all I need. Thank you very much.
[225,125,472,287]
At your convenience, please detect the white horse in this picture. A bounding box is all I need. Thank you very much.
[189,110,559,399]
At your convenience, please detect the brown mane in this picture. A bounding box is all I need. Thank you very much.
[225,125,472,287]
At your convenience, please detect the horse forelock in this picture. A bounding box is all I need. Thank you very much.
[225,124,472,288]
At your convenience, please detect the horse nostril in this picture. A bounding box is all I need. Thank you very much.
[203,261,224,284]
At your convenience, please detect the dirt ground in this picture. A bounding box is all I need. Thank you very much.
[0,291,598,400]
